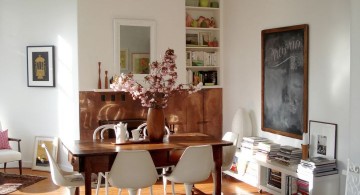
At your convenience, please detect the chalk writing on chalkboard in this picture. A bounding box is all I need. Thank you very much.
[261,24,309,139]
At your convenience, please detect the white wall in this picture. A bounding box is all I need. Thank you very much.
[0,0,78,168]
[350,0,360,161]
[78,0,186,91]
[223,0,350,193]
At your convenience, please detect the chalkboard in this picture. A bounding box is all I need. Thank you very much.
[261,24,309,139]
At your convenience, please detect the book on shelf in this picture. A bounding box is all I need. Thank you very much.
[242,136,268,143]
[279,145,302,154]
[300,156,336,166]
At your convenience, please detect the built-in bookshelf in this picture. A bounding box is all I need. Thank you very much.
[185,0,222,88]
[224,150,340,195]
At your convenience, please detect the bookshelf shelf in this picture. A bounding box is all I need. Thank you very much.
[224,150,340,195]
[256,158,340,195]
[185,0,222,88]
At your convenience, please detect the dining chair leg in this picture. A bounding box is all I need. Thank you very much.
[128,188,138,195]
[68,187,76,195]
[184,183,193,195]
[150,186,154,195]
[162,168,167,194]
[96,174,102,195]
[4,163,6,172]
[171,181,175,195]
[105,173,109,195]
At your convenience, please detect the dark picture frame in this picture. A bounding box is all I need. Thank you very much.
[261,24,309,139]
[27,46,55,87]
[309,120,337,159]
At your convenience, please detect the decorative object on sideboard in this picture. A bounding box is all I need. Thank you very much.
[309,120,337,159]
[26,45,55,87]
[261,24,309,139]
[111,49,202,142]
[199,0,209,7]
[231,107,252,148]
[104,70,109,89]
[97,62,101,89]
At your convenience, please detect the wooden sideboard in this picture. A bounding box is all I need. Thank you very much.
[79,88,222,140]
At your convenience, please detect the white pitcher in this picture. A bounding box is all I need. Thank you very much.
[115,122,128,143]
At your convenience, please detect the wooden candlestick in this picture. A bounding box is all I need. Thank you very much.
[301,144,309,160]
[98,62,102,89]
[104,70,108,89]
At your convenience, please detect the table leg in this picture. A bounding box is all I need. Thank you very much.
[212,146,222,195]
[84,158,92,195]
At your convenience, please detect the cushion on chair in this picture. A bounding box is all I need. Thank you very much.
[0,129,11,149]
[0,149,21,163]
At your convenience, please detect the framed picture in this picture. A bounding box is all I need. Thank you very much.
[27,46,55,87]
[120,48,128,71]
[261,24,309,139]
[132,53,150,74]
[309,120,337,159]
[199,32,211,46]
[32,136,58,171]
[186,33,199,46]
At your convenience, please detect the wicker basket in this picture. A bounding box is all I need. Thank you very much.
[186,0,199,7]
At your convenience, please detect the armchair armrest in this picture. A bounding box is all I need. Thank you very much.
[8,137,21,152]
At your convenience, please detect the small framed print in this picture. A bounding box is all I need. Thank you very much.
[32,136,58,171]
[199,32,211,46]
[186,33,199,46]
[132,53,150,74]
[27,46,55,87]
[120,48,128,71]
[309,120,337,159]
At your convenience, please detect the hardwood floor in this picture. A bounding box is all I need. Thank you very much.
[3,168,270,195]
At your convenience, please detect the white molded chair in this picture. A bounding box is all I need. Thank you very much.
[0,121,22,175]
[137,123,173,194]
[212,132,238,194]
[42,144,84,195]
[98,150,158,195]
[92,124,116,139]
[164,145,214,195]
[345,158,360,195]
[93,124,120,195]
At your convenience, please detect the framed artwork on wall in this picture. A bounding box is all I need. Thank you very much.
[120,48,128,71]
[199,32,211,46]
[132,53,150,74]
[27,46,55,87]
[32,136,58,171]
[309,120,337,159]
[261,24,309,139]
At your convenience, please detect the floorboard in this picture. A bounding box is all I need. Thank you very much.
[2,168,270,195]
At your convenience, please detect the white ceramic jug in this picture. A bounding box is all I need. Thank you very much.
[115,122,128,143]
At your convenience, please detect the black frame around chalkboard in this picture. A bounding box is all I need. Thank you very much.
[261,24,309,139]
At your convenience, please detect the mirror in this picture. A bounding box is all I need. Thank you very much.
[114,19,156,77]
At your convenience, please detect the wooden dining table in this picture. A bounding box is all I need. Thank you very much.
[62,133,232,195]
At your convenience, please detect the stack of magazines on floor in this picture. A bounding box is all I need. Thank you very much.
[297,156,338,177]
[240,136,268,157]
[274,145,302,166]
[255,141,281,162]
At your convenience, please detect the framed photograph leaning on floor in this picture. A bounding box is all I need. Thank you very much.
[32,136,58,171]
[309,120,337,159]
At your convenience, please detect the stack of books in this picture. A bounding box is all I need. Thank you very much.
[240,136,268,157]
[255,141,281,162]
[267,168,281,190]
[297,156,338,177]
[274,146,302,166]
